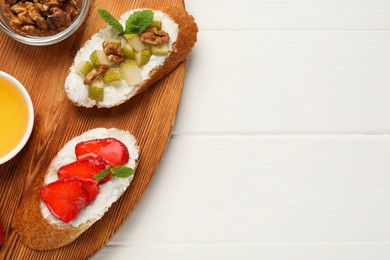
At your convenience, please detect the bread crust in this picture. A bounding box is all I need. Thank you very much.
[13,128,138,250]
[65,6,198,108]
[14,175,89,250]
[135,6,198,96]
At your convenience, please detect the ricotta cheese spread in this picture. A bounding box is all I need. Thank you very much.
[40,128,139,227]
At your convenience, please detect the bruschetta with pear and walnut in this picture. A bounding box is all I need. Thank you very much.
[65,6,198,108]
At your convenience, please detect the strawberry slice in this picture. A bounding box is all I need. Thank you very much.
[57,157,111,183]
[80,179,99,203]
[40,178,88,223]
[75,138,129,167]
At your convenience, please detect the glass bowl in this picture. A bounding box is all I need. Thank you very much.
[0,0,90,46]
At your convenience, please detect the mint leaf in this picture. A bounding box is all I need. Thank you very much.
[94,168,111,181]
[97,9,123,34]
[124,10,154,34]
[94,166,134,181]
[111,166,134,178]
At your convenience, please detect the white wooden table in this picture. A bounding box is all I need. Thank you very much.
[94,1,390,259]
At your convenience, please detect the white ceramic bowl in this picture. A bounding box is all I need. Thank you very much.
[0,71,34,164]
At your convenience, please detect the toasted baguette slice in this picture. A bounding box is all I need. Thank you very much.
[14,128,139,250]
[65,6,198,108]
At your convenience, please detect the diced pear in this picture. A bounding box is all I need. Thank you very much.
[119,61,142,86]
[123,43,135,60]
[90,50,115,67]
[75,61,93,76]
[151,42,169,55]
[153,14,162,22]
[88,78,104,101]
[105,37,122,47]
[123,34,145,52]
[103,70,123,84]
[134,52,142,65]
[135,49,152,66]
[147,21,162,30]
[143,42,152,50]
[123,33,137,40]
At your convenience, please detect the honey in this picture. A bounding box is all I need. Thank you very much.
[0,76,29,158]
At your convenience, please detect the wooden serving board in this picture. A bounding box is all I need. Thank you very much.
[0,0,187,258]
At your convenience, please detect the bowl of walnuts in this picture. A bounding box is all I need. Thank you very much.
[0,0,90,45]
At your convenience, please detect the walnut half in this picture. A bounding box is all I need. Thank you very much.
[102,41,125,64]
[140,28,170,45]
[83,65,108,85]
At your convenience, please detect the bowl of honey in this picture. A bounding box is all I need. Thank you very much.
[0,71,34,164]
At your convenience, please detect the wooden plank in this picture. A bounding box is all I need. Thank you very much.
[0,0,187,259]
[174,31,390,134]
[186,0,390,30]
[96,242,390,260]
[95,135,390,259]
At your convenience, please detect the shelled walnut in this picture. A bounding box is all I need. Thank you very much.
[3,0,79,36]
[102,41,125,64]
[140,28,170,45]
